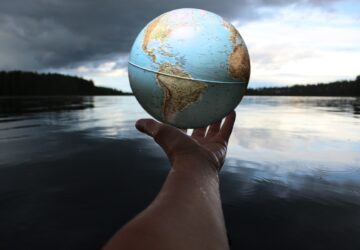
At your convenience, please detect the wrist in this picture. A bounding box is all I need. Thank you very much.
[172,149,219,176]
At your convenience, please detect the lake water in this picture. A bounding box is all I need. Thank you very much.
[0,96,359,250]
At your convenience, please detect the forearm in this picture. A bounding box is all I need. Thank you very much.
[153,157,229,249]
[104,156,229,250]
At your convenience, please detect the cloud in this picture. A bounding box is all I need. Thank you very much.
[75,61,128,77]
[0,0,342,71]
[238,3,360,86]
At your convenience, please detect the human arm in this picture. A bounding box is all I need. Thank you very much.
[103,111,236,250]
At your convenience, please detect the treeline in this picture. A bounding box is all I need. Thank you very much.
[2,71,359,97]
[0,71,130,96]
[247,75,360,96]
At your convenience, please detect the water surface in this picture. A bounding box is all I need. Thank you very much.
[0,96,359,250]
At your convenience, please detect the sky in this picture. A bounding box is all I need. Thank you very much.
[0,0,359,92]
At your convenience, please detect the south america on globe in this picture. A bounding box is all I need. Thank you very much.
[128,8,250,128]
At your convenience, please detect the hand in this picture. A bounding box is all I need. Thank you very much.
[135,111,236,172]
[104,111,236,250]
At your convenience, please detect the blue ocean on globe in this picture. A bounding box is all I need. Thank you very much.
[128,8,250,128]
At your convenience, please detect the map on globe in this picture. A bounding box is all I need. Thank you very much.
[128,8,250,128]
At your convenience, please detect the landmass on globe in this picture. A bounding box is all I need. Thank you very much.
[128,8,251,128]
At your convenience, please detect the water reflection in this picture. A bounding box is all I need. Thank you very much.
[221,160,360,249]
[242,96,360,116]
[0,95,359,170]
[0,96,360,249]
[0,96,94,117]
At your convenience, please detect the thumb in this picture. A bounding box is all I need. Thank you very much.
[135,119,186,161]
[135,119,161,138]
[135,118,173,149]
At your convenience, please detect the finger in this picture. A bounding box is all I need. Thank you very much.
[205,120,222,138]
[135,119,162,138]
[219,111,236,142]
[191,127,207,138]
[135,119,185,160]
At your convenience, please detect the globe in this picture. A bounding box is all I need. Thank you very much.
[128,8,250,128]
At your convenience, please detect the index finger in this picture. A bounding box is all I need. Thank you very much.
[219,111,236,142]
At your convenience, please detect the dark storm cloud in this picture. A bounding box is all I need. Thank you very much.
[0,0,340,70]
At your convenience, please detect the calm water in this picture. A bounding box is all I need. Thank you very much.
[0,96,359,250]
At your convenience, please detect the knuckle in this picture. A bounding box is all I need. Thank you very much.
[153,125,172,143]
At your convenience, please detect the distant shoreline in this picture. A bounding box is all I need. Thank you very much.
[0,94,134,97]
[1,71,359,97]
[0,71,130,96]
[0,94,358,98]
[245,94,359,97]
[246,75,360,97]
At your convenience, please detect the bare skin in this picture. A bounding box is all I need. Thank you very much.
[103,111,236,250]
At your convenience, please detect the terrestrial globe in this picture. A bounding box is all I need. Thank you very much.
[128,8,250,128]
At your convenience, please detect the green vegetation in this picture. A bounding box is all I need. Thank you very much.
[246,75,360,96]
[0,71,131,96]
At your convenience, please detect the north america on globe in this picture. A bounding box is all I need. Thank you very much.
[128,8,250,128]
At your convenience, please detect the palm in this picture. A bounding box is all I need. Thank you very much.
[135,111,236,171]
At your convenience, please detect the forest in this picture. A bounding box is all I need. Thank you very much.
[0,71,128,96]
[246,75,360,96]
[1,71,359,97]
